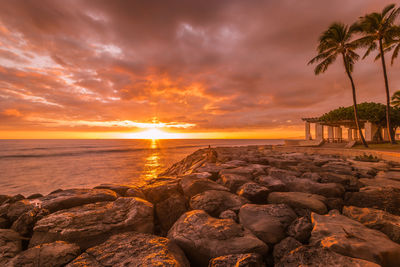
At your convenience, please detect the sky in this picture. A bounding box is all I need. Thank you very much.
[0,0,399,139]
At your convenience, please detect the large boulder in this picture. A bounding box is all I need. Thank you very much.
[155,193,187,233]
[1,200,35,223]
[268,192,327,214]
[273,237,302,262]
[8,241,80,267]
[39,188,118,213]
[180,175,229,198]
[255,175,287,192]
[343,206,400,243]
[190,190,249,217]
[268,167,299,181]
[168,210,268,266]
[30,197,154,249]
[209,253,265,267]
[67,232,189,267]
[319,172,359,191]
[276,245,380,267]
[0,229,22,265]
[218,173,250,192]
[344,186,400,215]
[141,178,182,204]
[219,165,268,180]
[359,177,400,189]
[286,178,345,198]
[239,204,297,244]
[310,212,400,266]
[11,207,49,237]
[236,182,270,204]
[287,216,312,243]
[93,184,139,196]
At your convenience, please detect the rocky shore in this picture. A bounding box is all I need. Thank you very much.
[1,145,400,266]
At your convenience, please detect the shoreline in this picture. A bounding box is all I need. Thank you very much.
[1,145,400,266]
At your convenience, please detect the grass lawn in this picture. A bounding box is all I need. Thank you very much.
[353,142,400,151]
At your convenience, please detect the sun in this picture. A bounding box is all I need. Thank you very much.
[126,128,184,139]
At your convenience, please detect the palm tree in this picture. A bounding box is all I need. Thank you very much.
[308,23,368,147]
[353,4,400,144]
[391,90,400,107]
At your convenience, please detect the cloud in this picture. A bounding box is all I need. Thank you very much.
[0,0,399,135]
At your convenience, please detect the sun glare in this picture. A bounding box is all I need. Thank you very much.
[126,128,184,139]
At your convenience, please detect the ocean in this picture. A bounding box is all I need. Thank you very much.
[0,139,283,196]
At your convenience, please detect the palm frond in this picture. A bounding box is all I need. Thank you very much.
[382,4,396,18]
[392,43,400,65]
[362,43,378,59]
[314,54,337,75]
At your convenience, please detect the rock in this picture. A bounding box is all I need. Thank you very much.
[156,193,187,233]
[49,189,63,194]
[287,216,312,243]
[0,217,10,228]
[125,187,146,199]
[321,162,353,175]
[190,190,249,217]
[347,159,389,171]
[376,171,400,180]
[273,237,302,262]
[195,163,227,180]
[11,207,49,237]
[0,229,22,266]
[255,175,287,192]
[224,160,249,167]
[219,210,238,222]
[239,204,297,244]
[310,212,400,266]
[343,206,400,243]
[286,178,345,198]
[344,186,400,215]
[0,195,11,205]
[219,165,268,180]
[324,197,344,211]
[276,245,380,267]
[319,172,359,191]
[236,182,270,204]
[300,172,321,182]
[27,193,43,199]
[218,173,250,192]
[180,175,229,198]
[93,183,140,196]
[359,177,400,189]
[67,232,189,267]
[8,241,80,267]
[268,158,299,168]
[268,167,300,181]
[2,194,25,204]
[3,200,35,223]
[40,188,118,213]
[168,210,268,266]
[268,192,327,214]
[141,178,182,204]
[209,253,265,267]
[30,197,154,250]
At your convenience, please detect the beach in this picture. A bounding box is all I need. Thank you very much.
[1,145,400,266]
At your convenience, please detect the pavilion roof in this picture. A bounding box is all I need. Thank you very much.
[301,117,368,128]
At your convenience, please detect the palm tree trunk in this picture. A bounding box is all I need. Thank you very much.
[343,54,368,148]
[379,38,396,144]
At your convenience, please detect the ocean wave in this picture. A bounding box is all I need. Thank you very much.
[0,144,206,159]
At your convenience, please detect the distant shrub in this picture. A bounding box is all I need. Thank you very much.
[354,154,379,162]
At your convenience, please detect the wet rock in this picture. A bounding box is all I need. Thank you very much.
[218,173,251,192]
[287,216,312,243]
[236,182,270,204]
[343,206,400,243]
[156,193,187,233]
[30,197,154,249]
[40,188,118,213]
[9,241,80,267]
[125,187,146,199]
[310,212,400,266]
[67,232,189,267]
[268,192,327,214]
[273,237,302,262]
[141,178,182,204]
[180,175,229,198]
[27,193,43,199]
[11,207,49,237]
[344,186,400,215]
[255,175,287,192]
[239,204,296,244]
[286,178,345,198]
[209,253,265,267]
[0,229,22,266]
[94,183,140,196]
[276,245,380,267]
[168,210,268,266]
[190,190,249,217]
[219,210,238,222]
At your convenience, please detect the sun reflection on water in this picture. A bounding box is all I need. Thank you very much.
[141,139,162,182]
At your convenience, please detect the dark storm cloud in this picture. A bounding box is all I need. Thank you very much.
[0,0,399,133]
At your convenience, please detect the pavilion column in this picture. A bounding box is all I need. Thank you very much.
[327,126,334,142]
[353,129,358,140]
[383,128,389,141]
[365,121,377,142]
[334,127,342,142]
[347,128,353,141]
[316,123,324,140]
[305,122,311,140]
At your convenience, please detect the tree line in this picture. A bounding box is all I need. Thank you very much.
[309,4,400,148]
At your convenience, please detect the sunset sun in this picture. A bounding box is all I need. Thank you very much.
[127,128,184,139]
